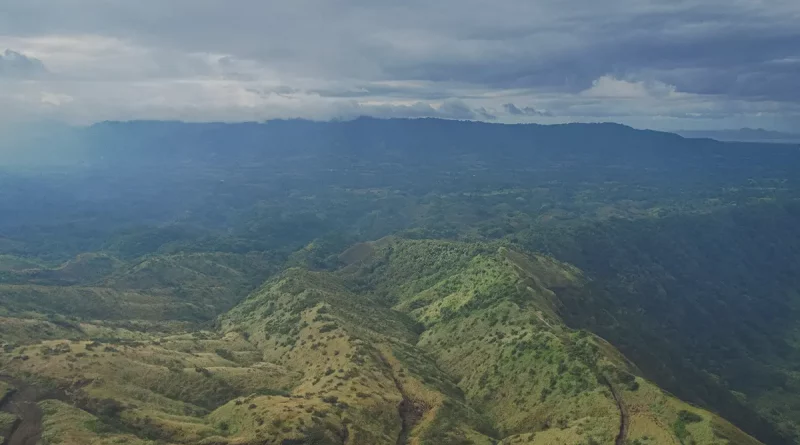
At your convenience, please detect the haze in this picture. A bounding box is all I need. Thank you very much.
[1,1,799,131]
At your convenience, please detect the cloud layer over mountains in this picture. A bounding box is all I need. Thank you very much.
[1,1,798,130]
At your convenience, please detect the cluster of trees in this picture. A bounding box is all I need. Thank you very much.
[515,202,800,443]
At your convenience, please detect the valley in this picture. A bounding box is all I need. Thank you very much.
[1,119,799,444]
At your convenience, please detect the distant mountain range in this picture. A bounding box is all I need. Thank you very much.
[678,128,800,143]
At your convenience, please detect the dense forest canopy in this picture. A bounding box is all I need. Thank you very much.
[1,118,800,445]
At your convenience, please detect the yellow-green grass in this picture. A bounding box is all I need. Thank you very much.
[0,284,207,321]
[338,238,766,445]
[0,380,12,396]
[0,251,281,330]
[0,336,294,444]
[219,267,498,444]
[360,242,619,441]
[39,399,154,445]
[0,317,85,344]
[0,411,18,433]
[27,252,124,284]
[0,238,769,445]
[622,377,762,445]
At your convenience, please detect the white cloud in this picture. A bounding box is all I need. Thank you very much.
[40,92,73,106]
[581,76,683,99]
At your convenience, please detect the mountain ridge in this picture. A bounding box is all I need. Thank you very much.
[2,238,764,444]
[1,118,800,444]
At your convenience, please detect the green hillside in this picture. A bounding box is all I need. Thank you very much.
[0,251,282,326]
[2,119,800,444]
[0,238,767,445]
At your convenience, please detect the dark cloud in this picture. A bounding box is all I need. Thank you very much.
[503,103,552,117]
[310,88,372,98]
[504,103,523,115]
[375,8,800,103]
[0,49,47,78]
[245,86,300,98]
[438,99,484,120]
[333,98,495,121]
[309,83,458,100]
[474,107,497,120]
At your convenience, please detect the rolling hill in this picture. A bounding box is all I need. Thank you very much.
[1,239,768,445]
[2,118,800,444]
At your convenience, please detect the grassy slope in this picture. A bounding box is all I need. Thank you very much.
[515,202,800,444]
[0,381,16,442]
[218,267,495,444]
[338,238,765,445]
[0,251,280,326]
[37,399,151,445]
[0,238,767,445]
[0,254,46,272]
[1,335,295,444]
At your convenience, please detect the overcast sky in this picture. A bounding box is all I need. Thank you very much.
[1,1,799,130]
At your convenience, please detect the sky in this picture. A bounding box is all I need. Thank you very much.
[1,1,799,131]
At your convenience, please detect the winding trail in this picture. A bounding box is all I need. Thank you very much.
[602,375,629,445]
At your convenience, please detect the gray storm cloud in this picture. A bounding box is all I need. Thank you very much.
[503,103,552,117]
[0,49,48,78]
[0,1,798,130]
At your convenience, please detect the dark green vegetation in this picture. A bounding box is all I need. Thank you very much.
[1,118,800,444]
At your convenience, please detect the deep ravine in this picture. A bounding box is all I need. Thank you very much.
[375,351,421,445]
[0,376,44,445]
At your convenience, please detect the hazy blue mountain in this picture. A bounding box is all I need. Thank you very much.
[679,128,800,143]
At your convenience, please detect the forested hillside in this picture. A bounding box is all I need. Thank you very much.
[1,118,799,444]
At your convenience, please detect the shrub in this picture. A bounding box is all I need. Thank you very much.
[678,410,703,423]
[673,410,703,440]
[319,323,338,333]
[215,348,236,361]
